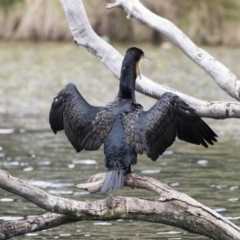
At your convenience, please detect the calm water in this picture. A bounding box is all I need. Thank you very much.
[0,42,240,239]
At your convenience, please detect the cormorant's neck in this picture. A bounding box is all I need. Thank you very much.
[118,63,137,101]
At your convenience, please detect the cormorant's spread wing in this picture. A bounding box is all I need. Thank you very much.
[124,92,217,161]
[49,83,116,152]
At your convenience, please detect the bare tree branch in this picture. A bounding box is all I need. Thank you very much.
[58,0,240,119]
[0,213,74,240]
[0,170,240,240]
[107,0,240,101]
[1,1,240,239]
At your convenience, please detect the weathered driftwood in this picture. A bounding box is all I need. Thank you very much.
[0,169,240,240]
[1,0,240,239]
[59,0,240,118]
[0,213,74,240]
[106,0,240,100]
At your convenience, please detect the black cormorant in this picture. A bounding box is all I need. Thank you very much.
[49,47,217,193]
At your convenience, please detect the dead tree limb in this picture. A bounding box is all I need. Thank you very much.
[106,0,240,101]
[59,0,240,119]
[1,1,240,239]
[0,213,74,240]
[0,170,240,240]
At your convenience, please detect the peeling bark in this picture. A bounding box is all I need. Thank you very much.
[0,170,240,240]
[0,213,74,240]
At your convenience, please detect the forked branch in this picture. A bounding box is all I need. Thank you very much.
[58,0,240,118]
[0,170,240,240]
[106,0,240,100]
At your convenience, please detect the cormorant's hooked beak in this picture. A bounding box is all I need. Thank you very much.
[136,55,151,80]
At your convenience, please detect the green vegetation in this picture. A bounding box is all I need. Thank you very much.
[0,0,240,46]
[0,0,24,13]
[178,0,240,45]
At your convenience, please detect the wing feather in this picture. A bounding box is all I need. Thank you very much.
[49,83,117,152]
[123,92,217,161]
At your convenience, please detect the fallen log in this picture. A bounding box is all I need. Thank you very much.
[0,170,239,239]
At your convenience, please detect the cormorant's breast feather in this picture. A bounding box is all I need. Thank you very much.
[123,92,217,161]
[49,83,117,152]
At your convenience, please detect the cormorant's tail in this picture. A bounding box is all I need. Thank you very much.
[101,170,124,193]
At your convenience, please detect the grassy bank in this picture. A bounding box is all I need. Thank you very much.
[1,0,240,46]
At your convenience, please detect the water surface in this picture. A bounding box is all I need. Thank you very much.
[0,42,240,239]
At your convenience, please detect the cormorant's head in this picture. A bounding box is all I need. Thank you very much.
[123,47,145,79]
[125,47,144,62]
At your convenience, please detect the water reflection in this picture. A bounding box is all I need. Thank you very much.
[0,198,14,202]
[141,169,161,174]
[0,42,240,239]
[0,129,14,134]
